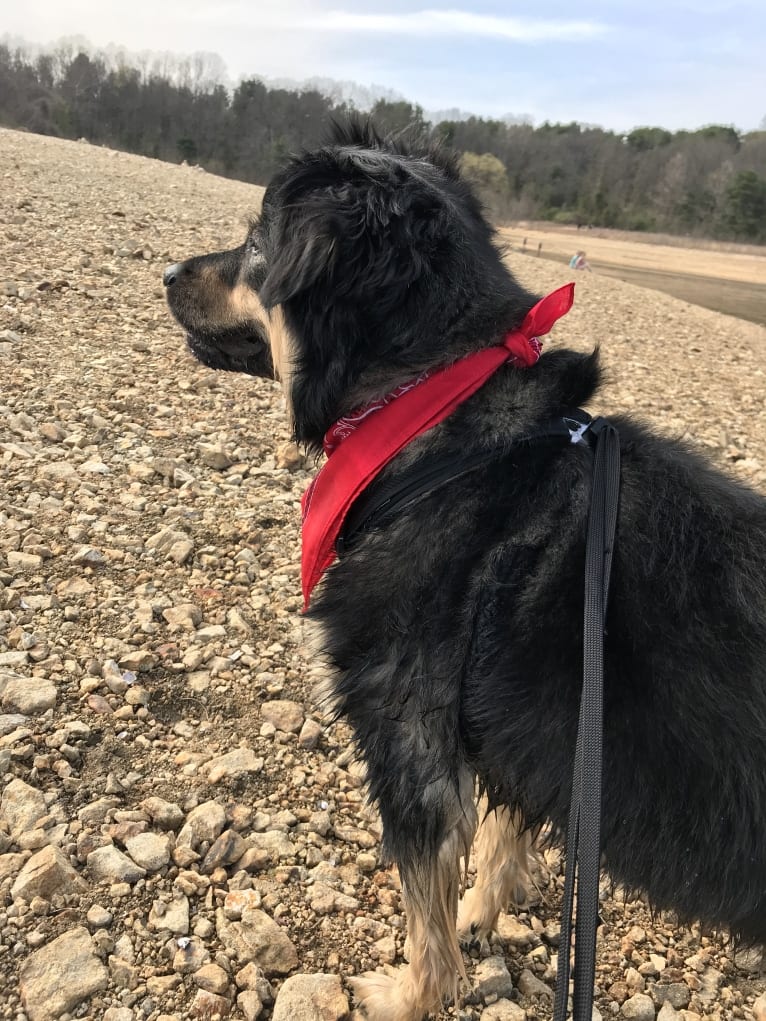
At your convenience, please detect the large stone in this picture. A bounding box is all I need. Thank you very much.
[20,927,108,1020]
[261,699,305,734]
[204,748,264,784]
[125,831,171,871]
[271,973,349,1021]
[496,914,535,946]
[238,989,265,1020]
[474,956,514,1001]
[201,829,248,872]
[0,713,29,735]
[1,777,47,839]
[298,718,323,749]
[622,994,656,1021]
[217,907,298,975]
[145,526,189,553]
[177,800,226,849]
[87,844,147,883]
[190,989,232,1016]
[651,985,691,1010]
[275,441,306,470]
[246,830,297,865]
[194,963,231,995]
[0,852,26,881]
[7,551,43,571]
[149,892,190,934]
[0,673,57,714]
[173,938,210,974]
[517,969,553,1000]
[199,444,233,470]
[11,844,87,901]
[162,603,203,628]
[140,796,185,830]
[481,1001,527,1021]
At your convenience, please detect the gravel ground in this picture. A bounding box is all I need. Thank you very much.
[1,126,766,1021]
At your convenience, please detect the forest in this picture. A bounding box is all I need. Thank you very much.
[1,40,764,243]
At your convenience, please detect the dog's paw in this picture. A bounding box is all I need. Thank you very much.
[456,885,494,948]
[350,968,436,1021]
[457,878,530,948]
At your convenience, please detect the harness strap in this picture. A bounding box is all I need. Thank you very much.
[337,409,594,556]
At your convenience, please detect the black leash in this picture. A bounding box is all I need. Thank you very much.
[553,417,620,1021]
[336,410,621,1021]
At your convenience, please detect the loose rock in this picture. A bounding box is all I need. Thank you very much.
[217,907,299,975]
[271,973,349,1021]
[19,927,108,1020]
[0,673,57,714]
[1,777,47,839]
[11,844,87,901]
[87,845,147,883]
[622,993,657,1021]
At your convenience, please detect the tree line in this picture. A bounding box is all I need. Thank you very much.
[1,41,764,242]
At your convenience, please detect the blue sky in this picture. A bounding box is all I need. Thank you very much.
[4,1,765,131]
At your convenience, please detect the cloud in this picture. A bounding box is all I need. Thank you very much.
[302,9,608,42]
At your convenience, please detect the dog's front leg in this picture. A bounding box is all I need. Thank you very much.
[457,800,532,946]
[352,766,477,1021]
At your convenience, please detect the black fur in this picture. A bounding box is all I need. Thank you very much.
[166,118,766,945]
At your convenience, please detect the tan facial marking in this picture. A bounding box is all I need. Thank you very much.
[228,280,269,327]
[191,264,268,332]
[266,304,294,390]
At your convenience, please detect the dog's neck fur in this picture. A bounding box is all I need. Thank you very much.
[380,347,603,475]
[287,273,559,452]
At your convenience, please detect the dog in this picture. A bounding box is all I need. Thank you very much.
[164,119,766,1021]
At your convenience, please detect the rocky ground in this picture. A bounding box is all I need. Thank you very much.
[1,126,766,1021]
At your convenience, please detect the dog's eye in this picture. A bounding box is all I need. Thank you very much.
[246,236,259,254]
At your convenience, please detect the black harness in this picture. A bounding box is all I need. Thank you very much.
[337,408,621,1021]
[338,408,596,555]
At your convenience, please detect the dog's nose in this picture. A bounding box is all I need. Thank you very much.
[163,263,182,287]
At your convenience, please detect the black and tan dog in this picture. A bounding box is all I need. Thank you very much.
[165,120,766,1021]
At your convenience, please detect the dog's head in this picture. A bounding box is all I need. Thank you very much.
[165,118,536,450]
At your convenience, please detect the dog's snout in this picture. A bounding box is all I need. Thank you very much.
[163,263,183,287]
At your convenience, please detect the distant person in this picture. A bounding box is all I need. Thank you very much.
[537,242,542,257]
[521,237,528,253]
[569,250,592,271]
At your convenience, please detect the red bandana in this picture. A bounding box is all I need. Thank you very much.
[300,282,575,608]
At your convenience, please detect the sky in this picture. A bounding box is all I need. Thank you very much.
[3,0,765,132]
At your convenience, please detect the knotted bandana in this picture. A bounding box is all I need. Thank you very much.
[300,282,575,608]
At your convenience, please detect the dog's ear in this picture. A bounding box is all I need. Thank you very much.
[260,150,444,312]
[259,216,337,309]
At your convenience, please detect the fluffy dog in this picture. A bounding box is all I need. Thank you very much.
[164,120,766,1021]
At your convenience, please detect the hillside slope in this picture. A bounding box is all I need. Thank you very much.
[1,128,765,1021]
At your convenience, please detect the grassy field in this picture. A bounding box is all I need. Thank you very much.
[500,224,766,326]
